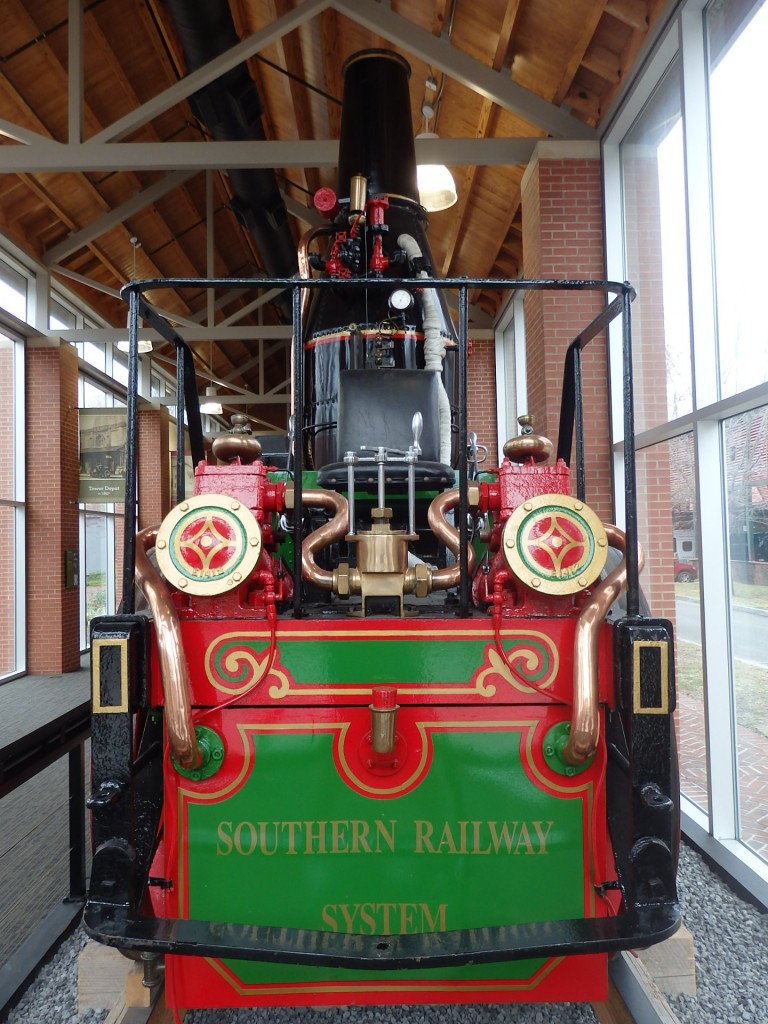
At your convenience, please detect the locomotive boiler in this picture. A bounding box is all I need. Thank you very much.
[85,49,680,1011]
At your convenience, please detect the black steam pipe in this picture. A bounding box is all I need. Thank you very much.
[164,0,296,314]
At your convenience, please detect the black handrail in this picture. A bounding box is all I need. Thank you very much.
[0,702,90,1015]
[118,275,637,616]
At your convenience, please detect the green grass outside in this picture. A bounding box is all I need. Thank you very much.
[676,637,768,738]
[676,579,768,612]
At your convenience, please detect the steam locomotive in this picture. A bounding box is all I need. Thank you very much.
[85,49,680,1009]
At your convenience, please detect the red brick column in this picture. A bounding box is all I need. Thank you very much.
[467,337,499,471]
[26,341,81,673]
[521,142,613,524]
[137,406,171,532]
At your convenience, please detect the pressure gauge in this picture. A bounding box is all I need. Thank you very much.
[388,288,414,313]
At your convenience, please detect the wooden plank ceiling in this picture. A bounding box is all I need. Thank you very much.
[0,0,671,431]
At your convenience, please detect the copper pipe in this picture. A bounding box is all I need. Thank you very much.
[427,489,477,591]
[135,527,201,770]
[563,525,644,765]
[300,488,349,590]
[298,225,334,325]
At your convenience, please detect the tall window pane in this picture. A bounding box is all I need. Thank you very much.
[621,59,693,431]
[724,406,768,857]
[709,1,768,398]
[0,259,28,320]
[635,436,707,810]
[0,332,22,679]
[0,504,15,676]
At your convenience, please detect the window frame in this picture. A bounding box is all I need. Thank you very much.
[602,0,768,904]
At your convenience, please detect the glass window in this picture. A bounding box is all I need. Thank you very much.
[50,298,77,331]
[112,349,129,387]
[0,503,16,677]
[634,430,708,811]
[621,58,693,431]
[82,341,106,373]
[634,433,704,822]
[709,1,768,398]
[0,330,24,679]
[724,406,768,854]
[0,259,28,320]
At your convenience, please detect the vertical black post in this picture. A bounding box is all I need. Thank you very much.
[121,285,140,614]
[458,282,469,616]
[176,345,186,505]
[292,282,304,618]
[622,285,640,616]
[68,742,87,901]
[574,344,586,502]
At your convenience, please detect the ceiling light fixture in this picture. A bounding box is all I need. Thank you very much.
[415,131,458,212]
[415,83,457,213]
[200,340,223,415]
[200,385,223,416]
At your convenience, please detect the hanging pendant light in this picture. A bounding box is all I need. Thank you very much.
[415,81,457,212]
[200,386,223,416]
[415,130,458,211]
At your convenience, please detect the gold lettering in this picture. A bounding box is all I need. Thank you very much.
[380,902,397,934]
[375,819,396,853]
[457,820,469,854]
[472,820,491,854]
[488,821,518,853]
[421,903,447,931]
[533,820,554,854]
[282,820,301,854]
[414,820,436,853]
[359,903,377,933]
[339,903,359,931]
[331,820,349,854]
[320,902,449,934]
[321,905,338,930]
[258,821,279,856]
[436,821,458,854]
[351,819,371,852]
[304,820,327,854]
[217,821,233,856]
[515,821,535,855]
[233,821,257,855]
[400,902,417,932]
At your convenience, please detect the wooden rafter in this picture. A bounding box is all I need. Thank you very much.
[553,2,610,105]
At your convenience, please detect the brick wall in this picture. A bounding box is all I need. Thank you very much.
[26,342,81,673]
[137,407,171,532]
[522,145,613,525]
[467,337,499,470]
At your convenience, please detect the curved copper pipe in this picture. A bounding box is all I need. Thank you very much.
[563,525,645,765]
[298,225,334,325]
[300,488,349,590]
[427,489,477,590]
[135,527,201,770]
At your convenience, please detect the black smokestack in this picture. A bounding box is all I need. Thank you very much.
[337,50,420,202]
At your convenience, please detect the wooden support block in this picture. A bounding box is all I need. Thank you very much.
[124,962,156,1008]
[592,979,636,1024]
[149,988,187,1023]
[78,941,133,1012]
[637,924,697,996]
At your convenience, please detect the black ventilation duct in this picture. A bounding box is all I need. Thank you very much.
[164,0,297,298]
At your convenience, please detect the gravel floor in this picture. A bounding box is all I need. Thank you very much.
[5,841,768,1024]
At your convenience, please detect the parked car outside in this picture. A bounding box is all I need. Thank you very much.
[675,560,698,583]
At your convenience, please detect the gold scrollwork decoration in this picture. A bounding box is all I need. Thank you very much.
[205,634,290,697]
[473,632,559,697]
